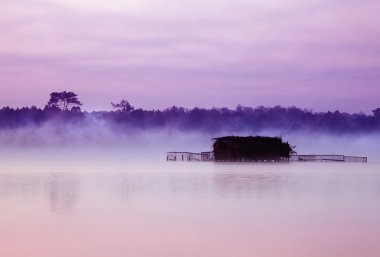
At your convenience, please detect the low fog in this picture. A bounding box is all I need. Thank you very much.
[1,95,380,161]
[0,119,379,162]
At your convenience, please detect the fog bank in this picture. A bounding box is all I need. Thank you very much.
[1,121,379,162]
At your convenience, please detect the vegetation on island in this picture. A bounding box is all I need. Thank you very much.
[213,136,295,161]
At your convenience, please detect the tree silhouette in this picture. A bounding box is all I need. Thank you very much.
[111,99,134,112]
[46,91,82,111]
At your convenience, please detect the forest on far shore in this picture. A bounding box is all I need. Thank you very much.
[1,91,380,134]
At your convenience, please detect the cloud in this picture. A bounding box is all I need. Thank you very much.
[0,0,379,112]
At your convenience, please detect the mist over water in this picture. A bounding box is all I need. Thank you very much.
[1,119,379,162]
[1,114,380,257]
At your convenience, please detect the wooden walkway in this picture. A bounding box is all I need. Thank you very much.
[290,154,367,162]
[166,152,367,162]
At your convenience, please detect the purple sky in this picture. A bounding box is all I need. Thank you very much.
[1,0,380,113]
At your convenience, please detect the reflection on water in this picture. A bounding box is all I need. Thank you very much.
[1,163,380,210]
[0,173,80,214]
[46,173,80,213]
[1,159,380,257]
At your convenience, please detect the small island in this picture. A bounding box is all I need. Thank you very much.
[167,136,367,162]
[212,136,294,161]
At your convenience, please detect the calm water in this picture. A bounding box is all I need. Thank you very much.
[1,151,380,257]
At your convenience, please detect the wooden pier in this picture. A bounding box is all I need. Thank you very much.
[166,152,367,163]
[290,154,367,162]
[166,152,213,162]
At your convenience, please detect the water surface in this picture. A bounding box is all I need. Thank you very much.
[1,151,380,257]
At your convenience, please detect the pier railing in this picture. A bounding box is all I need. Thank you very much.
[290,154,367,162]
[166,152,214,162]
[167,152,367,162]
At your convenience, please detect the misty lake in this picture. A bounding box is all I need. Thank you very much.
[1,149,380,257]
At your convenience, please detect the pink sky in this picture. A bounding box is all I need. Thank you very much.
[0,0,379,112]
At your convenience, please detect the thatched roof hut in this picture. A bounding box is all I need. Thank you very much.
[212,136,294,161]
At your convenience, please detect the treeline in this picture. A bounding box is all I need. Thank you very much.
[1,105,380,134]
[0,91,379,134]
